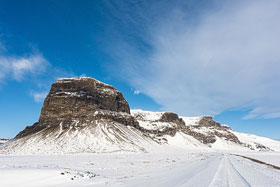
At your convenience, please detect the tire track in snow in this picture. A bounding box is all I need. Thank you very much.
[209,154,251,187]
[209,155,225,187]
[169,154,223,187]
[229,155,280,186]
[133,154,221,187]
[227,155,251,187]
[235,155,280,183]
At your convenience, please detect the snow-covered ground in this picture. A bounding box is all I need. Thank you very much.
[1,152,280,187]
[234,132,280,151]
[238,152,280,167]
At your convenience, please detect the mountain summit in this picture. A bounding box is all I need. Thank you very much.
[15,77,136,139]
[1,77,280,154]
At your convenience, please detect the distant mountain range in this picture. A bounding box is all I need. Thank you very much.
[1,77,280,154]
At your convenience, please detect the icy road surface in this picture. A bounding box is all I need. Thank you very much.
[0,152,280,187]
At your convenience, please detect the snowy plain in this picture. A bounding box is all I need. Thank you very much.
[1,151,280,187]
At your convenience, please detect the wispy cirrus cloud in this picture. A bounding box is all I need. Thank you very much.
[107,0,280,119]
[133,90,141,95]
[0,41,74,103]
[0,53,49,82]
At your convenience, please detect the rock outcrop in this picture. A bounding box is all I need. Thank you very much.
[131,110,256,149]
[15,77,138,139]
[159,112,185,127]
[198,116,222,127]
[184,116,241,145]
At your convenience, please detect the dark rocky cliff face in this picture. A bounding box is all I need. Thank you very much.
[198,116,222,127]
[40,77,130,121]
[15,77,137,139]
[159,112,185,127]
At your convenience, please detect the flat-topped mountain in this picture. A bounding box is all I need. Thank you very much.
[15,77,136,140]
[1,77,280,154]
[2,77,148,154]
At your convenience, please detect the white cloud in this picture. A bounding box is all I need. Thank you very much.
[30,91,48,103]
[133,90,141,95]
[113,0,280,119]
[0,53,49,82]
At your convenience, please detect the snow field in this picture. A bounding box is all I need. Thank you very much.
[1,152,280,186]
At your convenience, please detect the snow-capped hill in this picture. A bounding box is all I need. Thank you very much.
[131,109,280,152]
[233,132,280,152]
[2,117,156,154]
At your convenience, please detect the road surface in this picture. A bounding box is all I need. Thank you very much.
[1,153,280,187]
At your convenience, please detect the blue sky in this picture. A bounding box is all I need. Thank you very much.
[0,0,280,140]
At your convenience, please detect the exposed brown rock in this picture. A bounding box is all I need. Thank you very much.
[159,112,185,127]
[198,116,221,127]
[15,77,135,139]
[138,126,177,137]
[255,143,273,151]
[133,112,186,138]
[40,77,130,121]
[180,126,217,144]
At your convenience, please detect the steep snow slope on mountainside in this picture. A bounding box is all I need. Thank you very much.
[131,109,209,150]
[2,109,280,154]
[234,132,280,152]
[131,109,280,152]
[0,119,157,154]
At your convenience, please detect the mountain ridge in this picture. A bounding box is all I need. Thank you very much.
[1,77,280,154]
